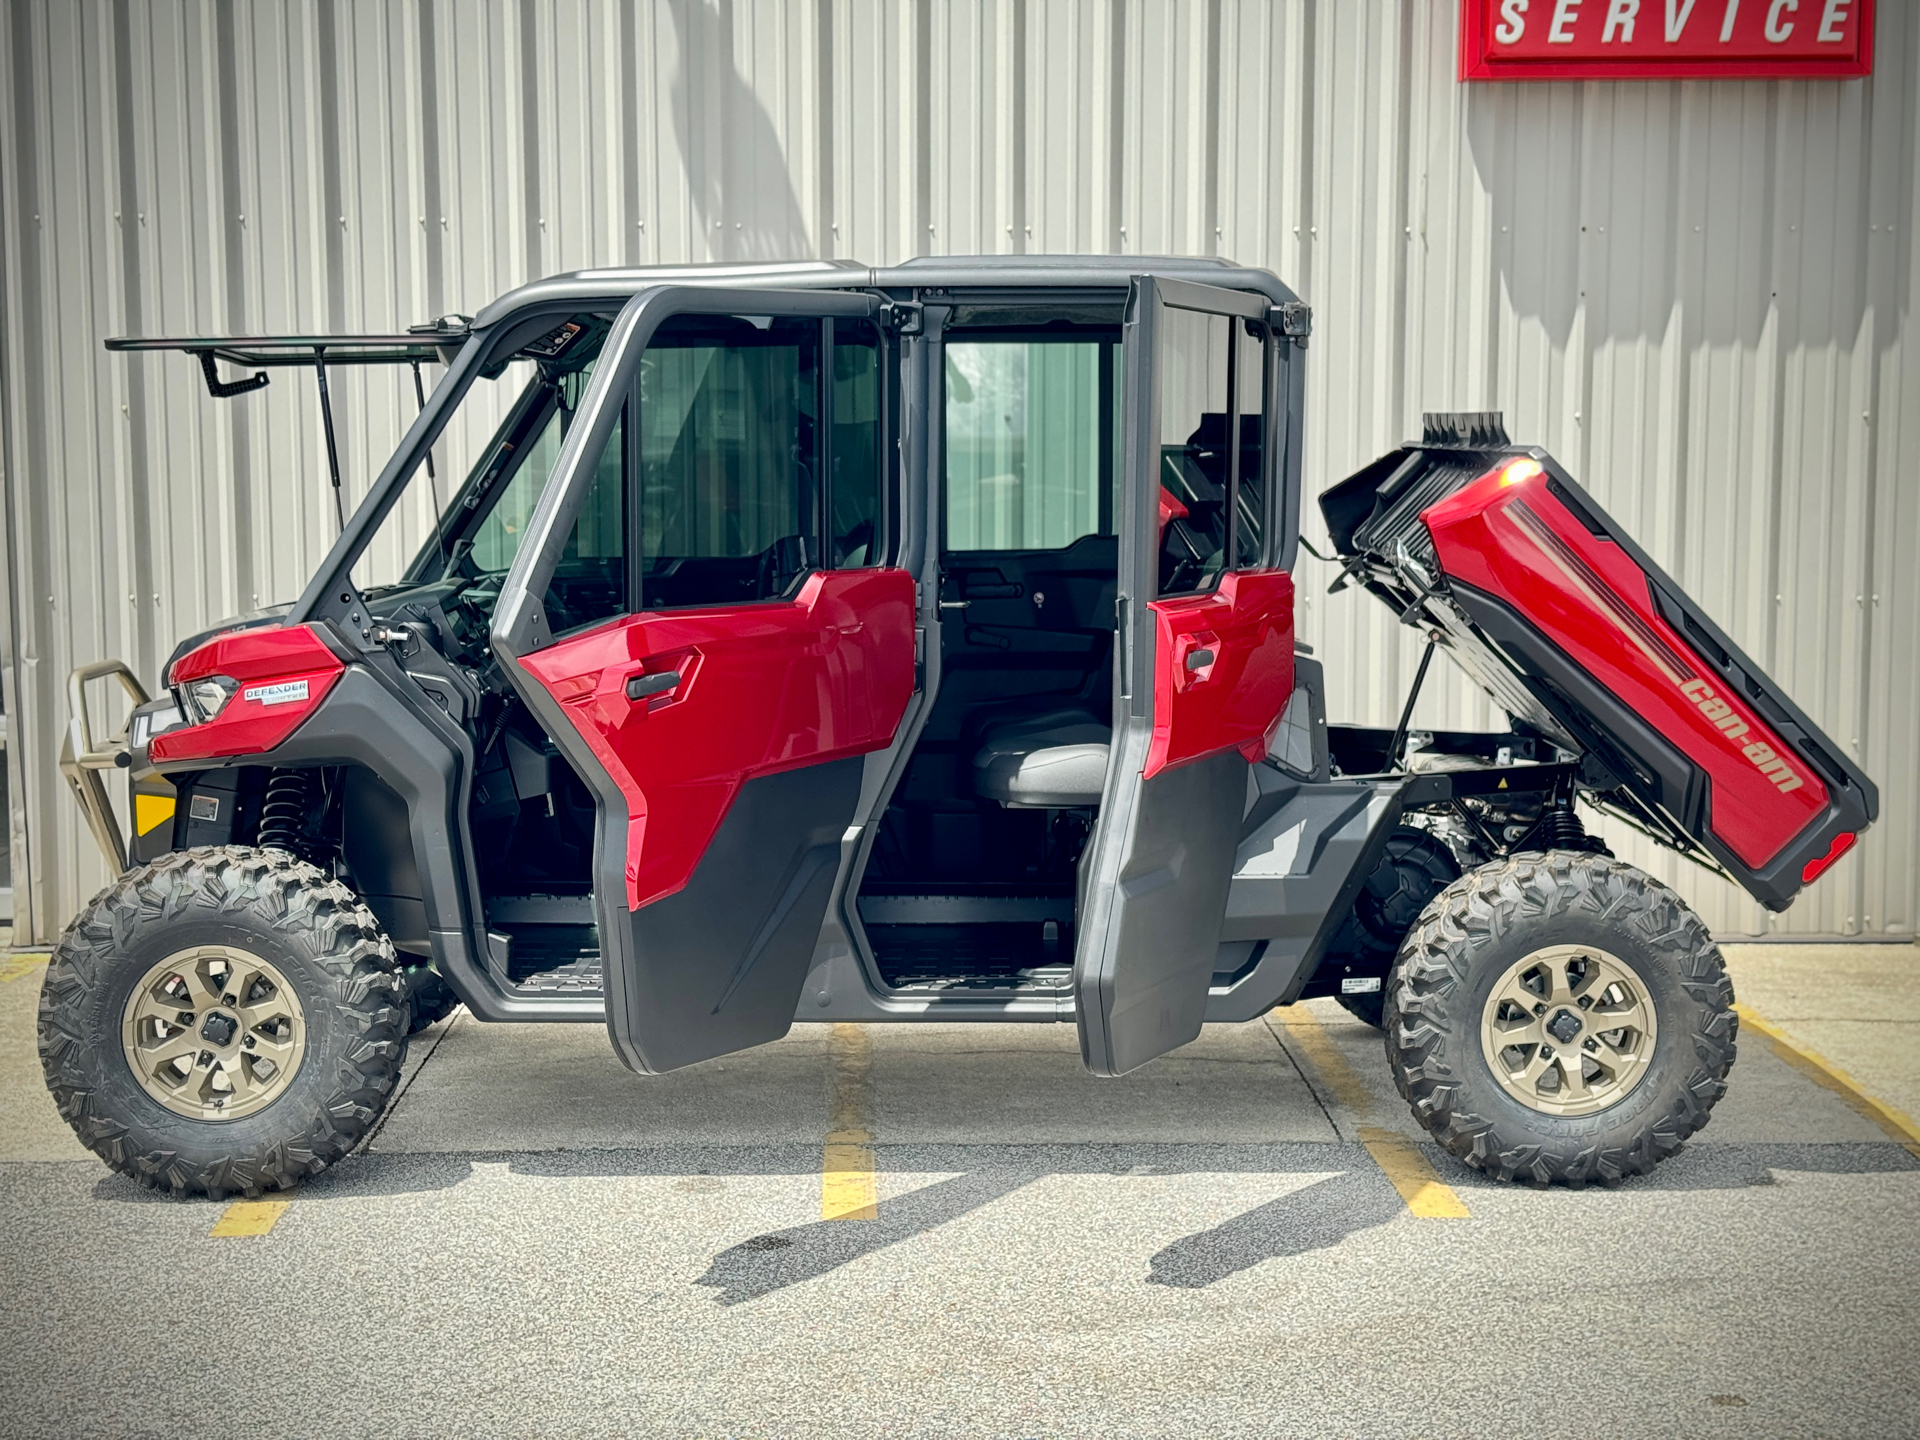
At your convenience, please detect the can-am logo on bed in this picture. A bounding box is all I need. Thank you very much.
[1502,500,1806,797]
[1679,678,1803,793]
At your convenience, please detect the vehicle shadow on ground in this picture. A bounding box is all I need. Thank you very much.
[84,1138,1917,1206]
[1143,1166,1405,1289]
[79,1139,1920,1302]
[695,1168,1038,1305]
[691,1162,1407,1304]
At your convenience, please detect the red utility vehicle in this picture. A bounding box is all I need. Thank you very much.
[45,259,1874,1196]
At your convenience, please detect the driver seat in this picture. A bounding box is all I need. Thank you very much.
[971,707,1111,808]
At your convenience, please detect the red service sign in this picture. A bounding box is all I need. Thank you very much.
[1460,0,1874,80]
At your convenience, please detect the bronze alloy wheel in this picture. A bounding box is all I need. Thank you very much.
[1478,943,1657,1117]
[119,945,308,1121]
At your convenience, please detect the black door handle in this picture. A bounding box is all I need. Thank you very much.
[626,670,682,700]
[1184,648,1216,672]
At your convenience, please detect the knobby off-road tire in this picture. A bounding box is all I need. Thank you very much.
[1385,850,1737,1187]
[38,847,408,1198]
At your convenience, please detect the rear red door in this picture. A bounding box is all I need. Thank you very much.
[1075,277,1297,1076]
[493,288,915,1072]
[1145,569,1295,776]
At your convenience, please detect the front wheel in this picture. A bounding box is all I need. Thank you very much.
[38,847,409,1198]
[1385,851,1736,1187]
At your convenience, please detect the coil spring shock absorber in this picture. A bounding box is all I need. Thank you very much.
[258,768,326,863]
[1530,803,1589,850]
[1521,779,1606,854]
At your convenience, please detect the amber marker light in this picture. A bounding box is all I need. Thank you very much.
[1499,458,1544,486]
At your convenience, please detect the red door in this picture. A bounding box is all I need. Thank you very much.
[1146,568,1295,776]
[1075,277,1298,1076]
[521,569,915,910]
[493,288,915,1073]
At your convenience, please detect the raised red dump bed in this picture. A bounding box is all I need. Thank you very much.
[1321,414,1876,911]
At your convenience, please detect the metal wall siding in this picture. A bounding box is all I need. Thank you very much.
[0,0,1912,941]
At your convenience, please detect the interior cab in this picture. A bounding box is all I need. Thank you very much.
[262,263,1302,1077]
[854,300,1276,1007]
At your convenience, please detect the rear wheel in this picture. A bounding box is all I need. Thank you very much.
[1385,851,1736,1186]
[38,847,408,1198]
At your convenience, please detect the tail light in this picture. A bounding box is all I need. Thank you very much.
[1801,832,1856,884]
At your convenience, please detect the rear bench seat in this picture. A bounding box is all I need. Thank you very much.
[971,708,1111,808]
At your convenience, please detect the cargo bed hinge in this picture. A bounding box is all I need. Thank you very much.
[1274,301,1312,343]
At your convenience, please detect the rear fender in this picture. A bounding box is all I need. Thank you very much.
[1204,767,1404,1022]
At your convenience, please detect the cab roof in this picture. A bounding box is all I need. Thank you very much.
[470,255,1305,331]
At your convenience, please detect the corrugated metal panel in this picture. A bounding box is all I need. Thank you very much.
[0,0,1912,940]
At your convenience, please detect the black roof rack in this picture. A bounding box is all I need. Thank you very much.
[103,318,471,528]
[105,331,454,364]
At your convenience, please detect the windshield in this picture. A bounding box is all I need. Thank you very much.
[464,367,616,578]
[350,311,617,601]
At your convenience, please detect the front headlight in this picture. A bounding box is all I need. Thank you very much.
[176,675,238,725]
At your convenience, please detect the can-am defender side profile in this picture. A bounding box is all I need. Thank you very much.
[44,258,1876,1197]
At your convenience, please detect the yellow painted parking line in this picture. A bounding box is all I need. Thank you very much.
[1359,1126,1471,1218]
[1735,1001,1920,1158]
[1269,1003,1375,1117]
[210,1200,291,1237]
[0,953,49,985]
[1272,1003,1471,1218]
[821,1023,877,1220]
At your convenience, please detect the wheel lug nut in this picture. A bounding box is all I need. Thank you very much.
[177,1011,194,1025]
[1532,1003,1546,1016]
[1577,996,1592,1009]
[243,1036,256,1049]
[222,994,237,1006]
[1540,1045,1554,1059]
[1584,1038,1598,1052]
[198,1051,214,1066]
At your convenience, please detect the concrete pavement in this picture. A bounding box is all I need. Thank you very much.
[0,942,1915,1438]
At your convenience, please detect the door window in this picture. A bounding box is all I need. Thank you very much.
[945,339,1121,551]
[1156,312,1270,592]
[831,319,885,567]
[468,384,630,634]
[628,314,884,610]
[1156,310,1234,596]
[1232,324,1269,569]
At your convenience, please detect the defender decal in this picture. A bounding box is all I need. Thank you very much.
[242,679,311,707]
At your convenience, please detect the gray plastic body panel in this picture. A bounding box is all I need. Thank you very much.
[611,760,864,1071]
[1204,773,1403,1022]
[262,663,602,1022]
[1075,740,1248,1072]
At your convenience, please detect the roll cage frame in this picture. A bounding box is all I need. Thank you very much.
[106,258,1313,1028]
